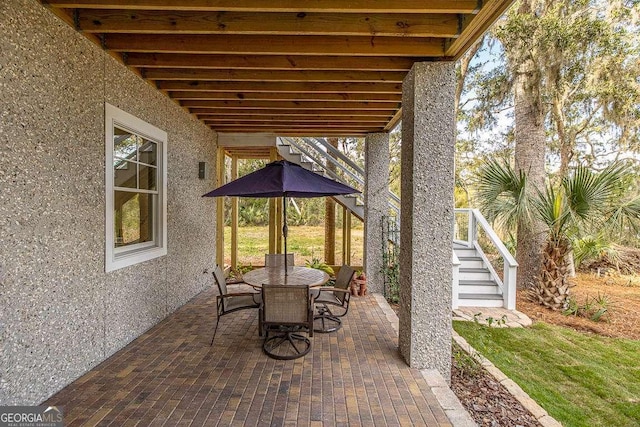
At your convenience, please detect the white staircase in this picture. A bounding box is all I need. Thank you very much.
[453,209,518,310]
[454,243,505,308]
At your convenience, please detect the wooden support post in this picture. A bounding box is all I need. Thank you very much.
[276,197,283,254]
[231,155,239,270]
[324,198,336,264]
[216,147,225,267]
[268,148,278,254]
[342,206,352,266]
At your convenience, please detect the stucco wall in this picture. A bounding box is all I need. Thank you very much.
[0,0,218,404]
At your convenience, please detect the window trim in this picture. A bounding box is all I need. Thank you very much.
[105,103,168,272]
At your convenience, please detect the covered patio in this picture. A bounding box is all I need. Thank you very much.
[2,0,515,409]
[44,289,456,426]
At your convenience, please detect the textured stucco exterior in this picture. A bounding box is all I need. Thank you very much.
[364,132,390,293]
[398,62,455,379]
[0,0,217,404]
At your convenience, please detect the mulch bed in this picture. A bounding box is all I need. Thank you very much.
[451,359,542,427]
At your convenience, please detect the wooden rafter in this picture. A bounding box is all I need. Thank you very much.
[44,0,482,14]
[144,69,407,83]
[169,92,402,102]
[78,10,461,38]
[157,81,402,93]
[105,34,446,57]
[125,54,420,71]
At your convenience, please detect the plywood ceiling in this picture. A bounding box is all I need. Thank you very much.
[43,0,514,136]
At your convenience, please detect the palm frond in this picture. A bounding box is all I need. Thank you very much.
[603,196,640,235]
[573,234,619,268]
[532,185,572,240]
[475,160,532,232]
[563,162,629,221]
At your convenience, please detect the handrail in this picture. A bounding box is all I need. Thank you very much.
[303,137,364,177]
[291,138,365,188]
[282,136,401,208]
[454,208,518,310]
[307,136,401,207]
[284,138,363,194]
[471,209,517,267]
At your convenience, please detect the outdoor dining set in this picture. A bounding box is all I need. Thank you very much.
[201,159,362,360]
[211,254,356,360]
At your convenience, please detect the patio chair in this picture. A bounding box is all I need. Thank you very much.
[260,284,314,360]
[211,265,262,345]
[264,253,294,269]
[312,265,356,333]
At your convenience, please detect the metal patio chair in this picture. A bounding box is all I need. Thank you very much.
[312,265,356,333]
[211,265,261,345]
[260,284,314,360]
[264,253,295,269]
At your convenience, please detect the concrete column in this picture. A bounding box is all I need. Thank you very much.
[399,62,455,380]
[364,132,390,293]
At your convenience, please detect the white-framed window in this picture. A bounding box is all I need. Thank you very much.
[105,103,167,272]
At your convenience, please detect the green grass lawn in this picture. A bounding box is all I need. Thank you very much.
[453,321,640,427]
[223,225,363,267]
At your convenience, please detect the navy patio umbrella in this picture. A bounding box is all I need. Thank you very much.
[203,160,360,274]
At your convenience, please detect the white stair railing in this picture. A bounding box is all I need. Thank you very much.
[454,208,518,310]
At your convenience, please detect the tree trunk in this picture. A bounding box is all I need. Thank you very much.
[513,44,547,290]
[530,237,573,310]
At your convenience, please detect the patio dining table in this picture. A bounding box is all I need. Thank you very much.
[243,266,329,288]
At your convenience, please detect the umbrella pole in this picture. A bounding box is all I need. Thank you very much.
[283,195,288,276]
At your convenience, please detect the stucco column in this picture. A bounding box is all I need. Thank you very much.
[399,62,455,380]
[364,132,389,293]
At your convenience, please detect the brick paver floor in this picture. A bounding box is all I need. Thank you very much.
[45,287,452,426]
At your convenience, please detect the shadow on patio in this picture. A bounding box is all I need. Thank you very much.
[46,288,452,426]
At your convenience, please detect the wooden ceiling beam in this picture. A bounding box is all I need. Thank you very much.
[211,126,383,134]
[125,53,421,71]
[202,117,390,124]
[144,68,406,83]
[170,91,401,102]
[159,81,402,93]
[224,149,273,158]
[197,114,391,121]
[46,1,481,14]
[181,100,398,110]
[211,122,383,128]
[204,120,388,127]
[105,34,445,56]
[188,108,395,117]
[78,10,460,38]
[220,131,369,136]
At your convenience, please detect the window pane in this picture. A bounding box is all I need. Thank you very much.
[138,139,157,166]
[139,164,157,191]
[114,192,155,247]
[114,128,138,160]
[114,160,137,188]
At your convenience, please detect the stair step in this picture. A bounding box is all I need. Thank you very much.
[457,255,482,260]
[459,267,490,273]
[459,272,493,281]
[453,247,477,256]
[458,260,484,269]
[459,279,497,286]
[459,293,503,300]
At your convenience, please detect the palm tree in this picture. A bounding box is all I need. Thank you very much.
[477,160,640,310]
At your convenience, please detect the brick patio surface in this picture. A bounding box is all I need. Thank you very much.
[45,287,452,426]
